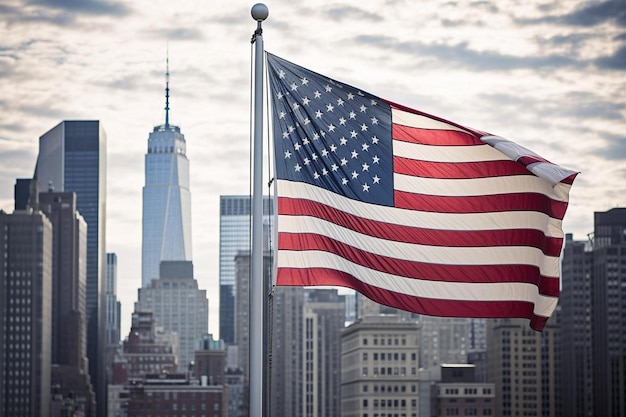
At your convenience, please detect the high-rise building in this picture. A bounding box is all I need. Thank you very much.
[486,318,559,416]
[35,120,107,413]
[559,233,593,417]
[105,253,121,347]
[340,315,420,417]
[141,62,192,287]
[0,210,53,417]
[136,261,208,371]
[591,208,626,417]
[38,191,95,415]
[419,316,472,369]
[219,195,272,344]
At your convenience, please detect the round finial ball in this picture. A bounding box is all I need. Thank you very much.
[251,3,269,21]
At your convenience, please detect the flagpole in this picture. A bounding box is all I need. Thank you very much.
[250,4,268,417]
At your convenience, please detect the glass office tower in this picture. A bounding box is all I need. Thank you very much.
[141,65,192,288]
[35,120,107,415]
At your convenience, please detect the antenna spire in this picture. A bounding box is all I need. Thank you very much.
[165,49,170,128]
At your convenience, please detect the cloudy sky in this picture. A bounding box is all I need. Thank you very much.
[1,0,624,336]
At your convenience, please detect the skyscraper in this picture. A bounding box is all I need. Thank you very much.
[0,210,53,417]
[591,208,626,417]
[141,60,192,287]
[219,195,272,344]
[35,120,107,414]
[105,253,121,347]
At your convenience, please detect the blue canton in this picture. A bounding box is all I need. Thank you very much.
[268,53,394,207]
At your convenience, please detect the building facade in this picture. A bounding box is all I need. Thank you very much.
[35,120,107,411]
[136,261,208,371]
[591,208,626,417]
[428,364,495,417]
[341,315,420,417]
[105,253,121,347]
[141,65,192,288]
[0,210,53,417]
[419,316,472,369]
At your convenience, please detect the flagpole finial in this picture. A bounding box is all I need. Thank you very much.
[251,3,269,21]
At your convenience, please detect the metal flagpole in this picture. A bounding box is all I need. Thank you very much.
[250,4,268,417]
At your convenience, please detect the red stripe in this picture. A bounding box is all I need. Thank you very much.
[517,155,551,166]
[276,268,550,331]
[278,233,560,297]
[394,190,569,220]
[394,156,531,179]
[392,124,482,146]
[278,197,564,256]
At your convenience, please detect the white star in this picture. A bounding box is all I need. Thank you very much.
[313,133,320,140]
[342,178,349,185]
[361,123,368,132]
[371,117,378,125]
[330,144,338,153]
[371,99,378,106]
[303,118,311,125]
[326,103,334,112]
[302,138,310,145]
[320,131,326,137]
[303,157,311,165]
[292,103,300,111]
[339,117,347,126]
[279,111,286,119]
[277,92,284,99]
[294,163,301,172]
[284,150,292,159]
[278,69,286,79]
[357,91,365,96]
[340,158,348,166]
[360,105,367,112]
[350,130,358,138]
[339,137,348,145]
[351,171,359,179]
[322,168,329,176]
[314,90,322,98]
[315,110,323,119]
[302,97,310,105]
[347,92,354,100]
[351,150,359,159]
[282,131,289,139]
[371,136,380,144]
[372,175,380,184]
[322,149,329,157]
[290,82,298,91]
[349,111,356,119]
[314,172,320,179]
[372,155,380,164]
[312,153,318,161]
[294,143,302,151]
[362,183,370,192]
[362,143,370,151]
[301,77,309,85]
[288,125,295,133]
[362,163,370,171]
[328,124,336,132]
[325,84,332,92]
[337,98,345,106]
[331,163,339,171]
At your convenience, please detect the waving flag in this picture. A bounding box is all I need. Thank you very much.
[267,53,577,331]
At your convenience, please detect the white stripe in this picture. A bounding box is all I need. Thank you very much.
[277,250,557,317]
[394,173,572,201]
[393,141,504,163]
[278,215,560,277]
[277,180,565,238]
[391,107,473,135]
[481,135,578,185]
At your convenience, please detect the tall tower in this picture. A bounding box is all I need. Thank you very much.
[141,57,192,287]
[35,120,107,414]
[0,210,53,417]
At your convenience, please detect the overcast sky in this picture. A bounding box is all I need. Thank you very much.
[1,0,624,337]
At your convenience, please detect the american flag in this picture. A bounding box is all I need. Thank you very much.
[267,53,577,331]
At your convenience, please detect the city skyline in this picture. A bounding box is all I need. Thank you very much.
[1,0,624,336]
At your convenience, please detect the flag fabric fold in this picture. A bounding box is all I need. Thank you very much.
[267,52,577,331]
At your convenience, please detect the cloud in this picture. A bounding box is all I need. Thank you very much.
[593,132,626,159]
[516,0,626,27]
[324,5,384,22]
[27,0,131,16]
[595,45,626,70]
[353,35,580,71]
[143,27,205,41]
